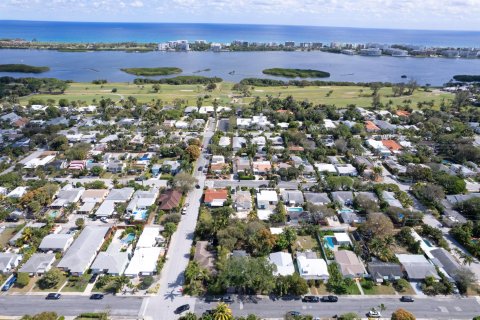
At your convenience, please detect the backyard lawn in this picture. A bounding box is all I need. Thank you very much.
[362,282,397,295]
[0,227,16,247]
[292,235,320,252]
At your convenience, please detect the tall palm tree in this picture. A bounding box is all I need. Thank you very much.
[213,302,233,320]
[372,166,383,181]
[460,252,475,266]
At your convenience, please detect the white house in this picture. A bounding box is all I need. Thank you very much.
[296,252,329,280]
[269,252,295,276]
[257,190,278,209]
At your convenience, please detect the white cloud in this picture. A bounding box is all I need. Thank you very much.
[130,0,143,8]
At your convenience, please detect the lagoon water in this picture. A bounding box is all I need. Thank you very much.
[0,49,479,85]
[1,21,480,85]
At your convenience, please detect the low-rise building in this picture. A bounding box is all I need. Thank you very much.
[19,253,56,276]
[204,189,229,207]
[0,253,22,273]
[367,261,403,283]
[396,254,440,281]
[334,250,367,278]
[296,252,329,280]
[39,233,74,252]
[269,252,295,276]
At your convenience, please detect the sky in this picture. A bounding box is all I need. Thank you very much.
[0,0,479,31]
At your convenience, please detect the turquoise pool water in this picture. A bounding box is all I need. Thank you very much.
[122,233,135,244]
[132,210,148,221]
[324,236,335,250]
[423,239,433,247]
[287,207,303,213]
[338,209,354,214]
[49,210,60,218]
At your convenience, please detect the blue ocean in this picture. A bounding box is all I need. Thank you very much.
[1,20,479,47]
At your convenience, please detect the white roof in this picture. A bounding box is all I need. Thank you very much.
[95,200,115,217]
[24,155,56,169]
[7,186,28,198]
[124,247,163,276]
[335,164,358,175]
[219,136,231,147]
[270,227,284,235]
[257,209,273,220]
[269,252,295,276]
[334,232,352,244]
[257,190,278,202]
[314,163,337,173]
[137,227,162,248]
[297,255,329,278]
[324,119,337,129]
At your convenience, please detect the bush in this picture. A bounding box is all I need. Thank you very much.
[16,272,30,288]
[338,312,360,320]
[162,213,181,225]
[395,279,410,292]
[361,279,374,290]
[391,308,416,320]
[140,275,154,289]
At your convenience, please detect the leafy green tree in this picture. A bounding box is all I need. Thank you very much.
[164,222,177,239]
[213,302,233,320]
[172,172,198,193]
[21,312,58,320]
[16,272,30,288]
[75,218,85,229]
[38,268,63,289]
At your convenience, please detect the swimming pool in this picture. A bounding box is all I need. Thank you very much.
[132,210,148,221]
[423,239,433,247]
[49,210,60,218]
[324,236,335,250]
[122,233,135,244]
[338,209,354,214]
[287,207,303,213]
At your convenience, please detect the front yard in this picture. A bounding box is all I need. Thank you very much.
[62,274,92,292]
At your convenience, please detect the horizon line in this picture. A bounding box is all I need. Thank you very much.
[1,19,479,33]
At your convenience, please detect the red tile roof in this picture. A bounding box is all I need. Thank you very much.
[382,140,402,151]
[204,189,228,203]
[365,121,380,131]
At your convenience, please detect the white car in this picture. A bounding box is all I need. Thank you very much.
[367,310,382,318]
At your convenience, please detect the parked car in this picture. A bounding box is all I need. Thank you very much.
[89,273,98,284]
[46,293,61,300]
[400,296,414,302]
[302,295,320,303]
[1,275,17,291]
[181,207,187,215]
[198,166,203,171]
[90,293,104,300]
[321,295,338,302]
[221,295,234,303]
[286,311,301,317]
[205,296,222,302]
[100,217,108,223]
[174,304,190,314]
[195,184,201,189]
[367,309,381,318]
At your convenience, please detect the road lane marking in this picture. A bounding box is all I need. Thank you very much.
[454,306,462,311]
[239,301,244,310]
[439,306,448,313]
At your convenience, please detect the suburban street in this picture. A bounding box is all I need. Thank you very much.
[143,118,216,320]
[194,295,480,320]
[0,295,144,317]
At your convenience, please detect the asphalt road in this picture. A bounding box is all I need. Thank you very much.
[0,295,144,317]
[143,118,216,320]
[194,295,480,319]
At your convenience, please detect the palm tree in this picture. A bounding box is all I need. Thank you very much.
[213,302,233,320]
[112,275,131,293]
[356,163,367,175]
[21,227,33,243]
[459,252,475,266]
[372,166,383,181]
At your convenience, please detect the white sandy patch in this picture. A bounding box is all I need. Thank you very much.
[254,90,264,92]
[180,90,194,92]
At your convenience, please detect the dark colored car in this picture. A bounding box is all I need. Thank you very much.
[205,296,222,302]
[89,274,98,284]
[90,293,104,300]
[198,166,203,171]
[46,293,61,300]
[302,295,320,303]
[1,275,17,291]
[221,295,234,303]
[195,184,201,189]
[286,311,301,317]
[321,295,338,302]
[5,215,19,222]
[400,296,414,302]
[174,304,190,314]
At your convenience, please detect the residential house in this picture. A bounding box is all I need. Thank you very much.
[334,250,367,278]
[0,253,22,273]
[19,253,55,276]
[234,156,251,174]
[91,245,129,276]
[314,163,337,174]
[269,252,295,276]
[257,190,278,209]
[124,227,164,277]
[429,248,461,279]
[396,254,440,281]
[335,163,358,176]
[162,160,181,175]
[57,226,109,275]
[194,241,215,272]
[252,160,272,175]
[50,187,84,208]
[204,189,229,207]
[367,261,403,283]
[158,189,182,211]
[219,136,231,148]
[232,137,247,151]
[106,160,125,173]
[304,192,331,206]
[331,191,355,206]
[333,233,352,246]
[281,190,304,206]
[126,188,159,214]
[38,233,74,252]
[7,186,28,198]
[296,251,329,280]
[365,121,380,133]
[234,191,252,216]
[382,140,402,153]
